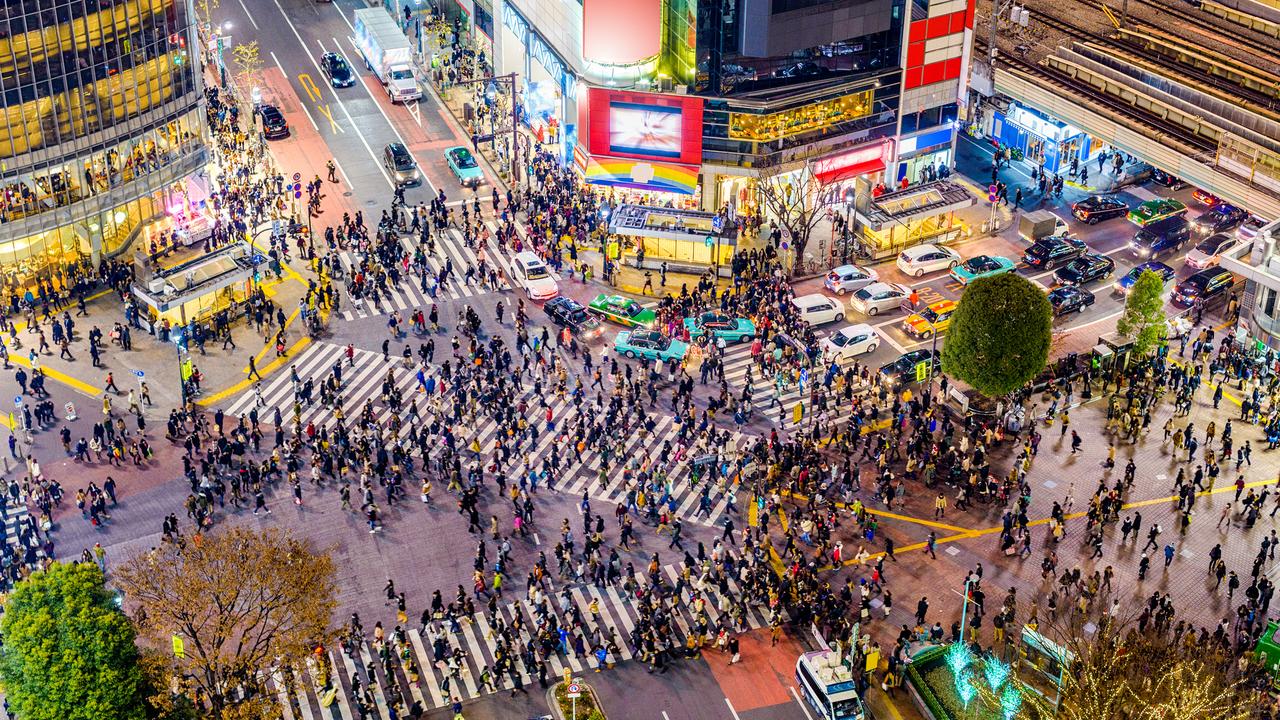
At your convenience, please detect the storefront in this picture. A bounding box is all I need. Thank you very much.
[895,124,957,185]
[851,180,974,260]
[131,241,259,329]
[577,148,702,209]
[811,141,892,208]
[606,204,736,273]
[988,104,1090,175]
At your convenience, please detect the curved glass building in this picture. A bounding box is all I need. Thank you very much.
[0,0,206,291]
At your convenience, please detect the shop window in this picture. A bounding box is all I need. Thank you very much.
[1263,287,1278,320]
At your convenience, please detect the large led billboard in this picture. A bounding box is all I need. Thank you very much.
[582,0,662,65]
[608,102,682,158]
[582,88,703,166]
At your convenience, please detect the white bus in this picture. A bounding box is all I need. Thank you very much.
[796,650,868,720]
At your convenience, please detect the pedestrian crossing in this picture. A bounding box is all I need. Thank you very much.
[335,227,518,322]
[267,558,776,719]
[715,333,849,426]
[223,341,746,526]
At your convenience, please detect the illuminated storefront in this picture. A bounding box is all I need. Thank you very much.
[132,242,259,328]
[851,180,974,259]
[987,104,1090,175]
[0,0,207,289]
[728,91,874,143]
[606,204,735,272]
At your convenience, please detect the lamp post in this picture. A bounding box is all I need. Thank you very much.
[212,21,233,88]
[453,73,520,185]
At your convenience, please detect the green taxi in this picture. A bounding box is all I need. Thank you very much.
[587,294,656,328]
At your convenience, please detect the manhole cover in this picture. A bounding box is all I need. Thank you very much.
[344,191,353,197]
[366,199,378,206]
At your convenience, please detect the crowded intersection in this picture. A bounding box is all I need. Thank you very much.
[4,1,1280,720]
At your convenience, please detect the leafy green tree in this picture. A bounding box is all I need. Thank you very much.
[0,562,147,720]
[1116,269,1168,356]
[941,272,1052,397]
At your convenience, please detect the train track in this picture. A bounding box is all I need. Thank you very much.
[978,36,1218,155]
[1123,0,1280,69]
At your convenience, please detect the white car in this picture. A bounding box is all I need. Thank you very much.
[821,324,879,362]
[824,264,879,294]
[791,293,845,326]
[896,244,961,277]
[511,250,559,300]
[850,282,911,316]
[1183,233,1235,271]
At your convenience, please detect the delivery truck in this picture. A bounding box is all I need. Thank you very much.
[353,8,421,103]
[1019,209,1070,243]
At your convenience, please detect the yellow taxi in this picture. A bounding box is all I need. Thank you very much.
[902,299,957,339]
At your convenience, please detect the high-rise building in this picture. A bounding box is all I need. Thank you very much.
[0,0,208,293]
[442,0,972,229]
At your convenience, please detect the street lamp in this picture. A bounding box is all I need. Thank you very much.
[214,21,233,87]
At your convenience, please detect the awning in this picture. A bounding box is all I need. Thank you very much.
[574,148,699,195]
[813,157,885,185]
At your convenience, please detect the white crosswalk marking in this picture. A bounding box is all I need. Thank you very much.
[221,342,745,527]
[276,553,778,718]
[335,228,511,321]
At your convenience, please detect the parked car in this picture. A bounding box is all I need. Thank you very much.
[820,324,879,362]
[878,349,940,386]
[320,52,356,87]
[542,296,603,339]
[260,105,289,139]
[902,300,957,339]
[445,146,484,188]
[949,255,1016,286]
[383,142,420,186]
[791,294,845,326]
[1129,216,1191,259]
[1128,198,1187,226]
[1022,236,1087,270]
[824,264,879,294]
[587,294,656,328]
[683,312,756,343]
[1191,205,1247,236]
[1072,196,1128,224]
[1184,233,1236,270]
[1113,261,1176,295]
[1149,168,1187,189]
[614,330,689,362]
[1173,267,1236,308]
[895,244,961,277]
[1048,286,1095,316]
[849,282,911,316]
[1054,252,1115,286]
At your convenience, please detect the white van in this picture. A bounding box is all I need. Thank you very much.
[511,251,559,300]
[791,293,844,326]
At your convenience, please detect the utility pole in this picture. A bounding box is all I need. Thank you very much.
[988,0,999,84]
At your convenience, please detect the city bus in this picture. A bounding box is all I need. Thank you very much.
[796,650,868,720]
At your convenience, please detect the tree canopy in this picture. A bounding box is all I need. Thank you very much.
[116,527,337,719]
[0,562,148,720]
[941,272,1052,397]
[1116,269,1168,356]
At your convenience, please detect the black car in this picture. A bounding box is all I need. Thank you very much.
[543,297,603,339]
[1173,268,1236,308]
[1048,286,1096,317]
[1054,252,1115,286]
[321,52,355,87]
[1149,168,1186,189]
[259,105,289,139]
[878,349,940,387]
[1022,236,1087,270]
[1072,196,1128,224]
[1190,205,1247,236]
[1129,216,1191,259]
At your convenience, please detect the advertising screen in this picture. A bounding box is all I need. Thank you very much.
[608,102,682,158]
[582,88,703,166]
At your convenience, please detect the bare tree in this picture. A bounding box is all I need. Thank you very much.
[755,163,827,274]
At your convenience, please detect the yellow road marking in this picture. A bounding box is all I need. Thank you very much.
[8,354,100,398]
[199,334,313,406]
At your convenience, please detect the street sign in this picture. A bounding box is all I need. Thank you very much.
[914,361,929,382]
[294,191,302,199]
[13,395,20,408]
[566,683,581,699]
[293,172,301,182]
[133,370,145,379]
[712,215,724,233]
[64,402,77,421]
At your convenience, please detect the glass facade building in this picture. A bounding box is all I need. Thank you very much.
[0,0,206,292]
